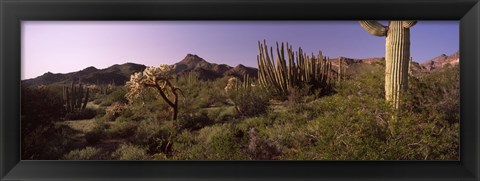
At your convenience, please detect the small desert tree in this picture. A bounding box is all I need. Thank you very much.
[125,64,181,120]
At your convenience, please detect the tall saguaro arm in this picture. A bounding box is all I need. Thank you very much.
[402,21,417,28]
[359,21,388,37]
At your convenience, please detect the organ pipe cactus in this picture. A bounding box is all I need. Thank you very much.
[257,40,335,97]
[63,82,90,113]
[359,20,417,109]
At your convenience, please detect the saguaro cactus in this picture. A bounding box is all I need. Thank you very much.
[359,20,417,109]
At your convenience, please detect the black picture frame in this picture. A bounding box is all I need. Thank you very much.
[1,0,479,180]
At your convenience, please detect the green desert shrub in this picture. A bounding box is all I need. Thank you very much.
[132,119,176,155]
[287,86,308,105]
[335,64,384,98]
[21,86,64,137]
[176,72,228,110]
[244,127,282,160]
[205,106,237,124]
[21,86,69,160]
[226,81,271,118]
[271,64,458,160]
[194,124,248,160]
[64,108,97,120]
[404,64,459,124]
[172,124,247,160]
[177,111,214,131]
[124,89,173,122]
[107,87,128,103]
[63,147,103,160]
[22,124,76,160]
[112,144,149,160]
[227,63,459,161]
[106,121,137,139]
[170,130,203,160]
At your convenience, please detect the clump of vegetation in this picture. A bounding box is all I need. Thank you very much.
[21,86,64,137]
[21,86,74,159]
[104,102,126,121]
[177,111,214,131]
[64,108,97,120]
[22,56,459,161]
[23,124,77,160]
[132,119,176,155]
[173,124,248,160]
[106,121,137,138]
[112,144,149,160]
[225,77,271,117]
[63,147,104,160]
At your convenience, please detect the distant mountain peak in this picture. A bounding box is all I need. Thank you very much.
[186,53,200,58]
[173,54,258,80]
[82,66,98,71]
[177,53,209,67]
[421,51,459,71]
[183,54,205,61]
[235,64,247,68]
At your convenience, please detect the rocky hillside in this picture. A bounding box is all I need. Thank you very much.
[22,63,147,87]
[22,52,459,87]
[421,51,459,71]
[174,54,258,80]
[22,54,258,87]
[331,51,459,74]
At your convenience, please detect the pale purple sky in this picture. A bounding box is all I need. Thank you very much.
[22,21,459,80]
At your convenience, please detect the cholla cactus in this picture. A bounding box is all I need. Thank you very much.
[125,64,181,120]
[106,102,125,120]
[224,77,239,93]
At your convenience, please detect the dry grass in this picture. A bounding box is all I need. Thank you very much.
[63,119,97,133]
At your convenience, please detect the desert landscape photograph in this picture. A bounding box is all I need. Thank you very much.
[21,21,459,160]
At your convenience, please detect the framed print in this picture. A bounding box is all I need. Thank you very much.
[1,0,479,180]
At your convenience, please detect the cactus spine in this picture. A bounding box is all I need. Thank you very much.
[63,82,90,113]
[359,20,417,109]
[257,40,335,97]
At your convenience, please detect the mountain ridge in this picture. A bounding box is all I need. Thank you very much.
[22,54,259,87]
[22,52,459,87]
